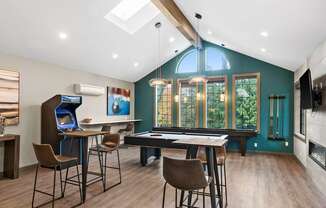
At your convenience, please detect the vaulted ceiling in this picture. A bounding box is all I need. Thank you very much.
[0,0,325,82]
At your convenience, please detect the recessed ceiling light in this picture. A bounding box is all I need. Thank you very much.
[59,32,67,40]
[260,31,269,37]
[112,53,119,59]
[134,62,139,67]
[207,30,213,35]
[261,48,267,52]
[169,37,175,43]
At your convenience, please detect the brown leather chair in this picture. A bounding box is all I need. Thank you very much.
[162,156,212,208]
[88,133,122,191]
[118,123,133,135]
[197,145,228,207]
[32,143,82,208]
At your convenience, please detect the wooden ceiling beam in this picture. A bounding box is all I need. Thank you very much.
[151,0,203,49]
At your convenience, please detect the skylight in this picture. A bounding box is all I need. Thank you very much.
[105,0,160,34]
[111,0,150,21]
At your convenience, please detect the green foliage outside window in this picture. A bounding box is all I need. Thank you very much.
[235,78,257,130]
[156,85,172,127]
[207,81,225,128]
[180,84,197,128]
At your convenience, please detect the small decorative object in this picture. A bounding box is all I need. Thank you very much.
[107,87,130,116]
[81,118,92,123]
[0,116,5,136]
[0,69,20,126]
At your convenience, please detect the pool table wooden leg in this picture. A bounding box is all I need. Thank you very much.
[239,137,247,156]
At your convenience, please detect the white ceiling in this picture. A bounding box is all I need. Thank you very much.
[0,0,190,82]
[0,0,325,82]
[176,0,326,71]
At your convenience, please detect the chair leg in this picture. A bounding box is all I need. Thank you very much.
[117,149,122,183]
[162,182,167,208]
[75,160,83,203]
[32,164,39,208]
[219,165,223,207]
[175,189,178,208]
[224,163,228,207]
[52,166,57,208]
[63,167,69,194]
[59,168,63,197]
[202,188,206,208]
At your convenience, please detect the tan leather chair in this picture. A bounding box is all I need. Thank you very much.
[118,123,134,135]
[88,133,122,191]
[32,143,82,208]
[162,156,213,208]
[197,145,228,207]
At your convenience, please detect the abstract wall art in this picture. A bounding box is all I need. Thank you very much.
[0,69,20,126]
[107,87,130,116]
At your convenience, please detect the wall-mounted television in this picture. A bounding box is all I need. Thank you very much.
[300,69,313,109]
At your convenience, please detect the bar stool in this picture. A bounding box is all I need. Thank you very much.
[197,146,228,207]
[88,133,122,191]
[32,143,82,208]
[162,156,213,208]
[118,123,133,135]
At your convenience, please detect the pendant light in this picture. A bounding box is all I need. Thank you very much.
[189,13,207,84]
[149,22,169,87]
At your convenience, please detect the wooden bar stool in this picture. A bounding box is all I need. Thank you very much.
[197,146,228,207]
[162,156,213,208]
[32,143,82,208]
[88,133,122,191]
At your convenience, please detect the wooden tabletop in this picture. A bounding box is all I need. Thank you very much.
[0,134,19,142]
[173,135,228,147]
[59,130,110,137]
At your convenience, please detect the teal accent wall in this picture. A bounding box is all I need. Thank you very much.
[135,41,294,153]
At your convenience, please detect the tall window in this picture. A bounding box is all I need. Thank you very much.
[176,50,198,73]
[205,77,228,128]
[205,47,231,71]
[232,73,260,131]
[155,84,172,127]
[178,81,198,127]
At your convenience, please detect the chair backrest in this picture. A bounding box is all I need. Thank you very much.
[32,143,59,167]
[101,125,111,133]
[197,145,227,162]
[102,133,120,147]
[163,157,208,191]
[126,123,134,131]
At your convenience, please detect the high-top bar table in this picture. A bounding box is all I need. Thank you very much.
[59,130,109,203]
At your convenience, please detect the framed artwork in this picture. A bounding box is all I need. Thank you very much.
[0,69,20,126]
[107,87,130,116]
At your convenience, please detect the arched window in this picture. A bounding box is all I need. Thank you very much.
[176,49,198,73]
[205,47,231,71]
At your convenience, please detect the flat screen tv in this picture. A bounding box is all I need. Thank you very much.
[300,69,313,109]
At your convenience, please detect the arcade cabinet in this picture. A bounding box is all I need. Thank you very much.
[41,95,82,159]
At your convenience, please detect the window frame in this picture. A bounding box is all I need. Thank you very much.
[177,79,200,128]
[203,76,228,128]
[175,49,199,74]
[232,73,261,131]
[154,80,173,127]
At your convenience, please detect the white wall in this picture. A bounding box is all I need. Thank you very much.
[294,40,326,196]
[0,53,134,171]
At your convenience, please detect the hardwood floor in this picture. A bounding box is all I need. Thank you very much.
[0,147,325,208]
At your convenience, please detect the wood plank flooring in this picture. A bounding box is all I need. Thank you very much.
[0,147,326,208]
